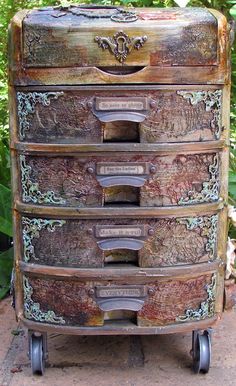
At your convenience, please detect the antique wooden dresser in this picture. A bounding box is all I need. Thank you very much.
[8,5,231,375]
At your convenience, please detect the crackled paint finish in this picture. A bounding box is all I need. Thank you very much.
[137,274,214,326]
[177,215,218,261]
[23,276,66,324]
[177,90,223,139]
[25,276,103,326]
[176,274,216,322]
[23,274,215,327]
[20,153,219,208]
[23,216,217,267]
[22,217,66,262]
[178,154,219,205]
[20,155,66,205]
[16,89,222,143]
[17,91,64,139]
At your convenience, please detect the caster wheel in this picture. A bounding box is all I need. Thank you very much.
[192,330,211,374]
[30,334,45,375]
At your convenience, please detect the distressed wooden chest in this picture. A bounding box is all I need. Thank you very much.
[9,5,231,375]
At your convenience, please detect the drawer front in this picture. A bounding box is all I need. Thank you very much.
[16,88,223,143]
[22,7,218,68]
[19,152,220,207]
[23,273,216,327]
[20,214,218,267]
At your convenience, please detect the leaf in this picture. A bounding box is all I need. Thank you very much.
[230,5,236,19]
[0,183,12,237]
[0,247,13,300]
[174,0,189,5]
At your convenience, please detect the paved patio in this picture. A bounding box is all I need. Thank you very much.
[1,296,236,386]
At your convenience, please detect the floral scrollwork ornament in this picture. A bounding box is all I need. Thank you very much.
[95,30,147,63]
[23,276,65,324]
[22,217,66,262]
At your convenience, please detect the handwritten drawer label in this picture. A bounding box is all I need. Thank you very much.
[95,225,145,238]
[96,286,146,298]
[97,162,149,175]
[95,97,148,111]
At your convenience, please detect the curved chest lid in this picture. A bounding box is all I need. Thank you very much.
[22,6,219,68]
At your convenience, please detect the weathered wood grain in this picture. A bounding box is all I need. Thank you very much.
[9,66,228,86]
[19,315,219,335]
[15,200,224,218]
[8,8,229,86]
[20,260,220,280]
[22,7,218,68]
[12,140,226,154]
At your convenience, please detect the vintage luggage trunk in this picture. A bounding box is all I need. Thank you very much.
[9,5,231,375]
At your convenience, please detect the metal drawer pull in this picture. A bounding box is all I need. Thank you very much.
[96,175,147,187]
[92,97,151,122]
[96,298,145,311]
[97,238,144,251]
[95,285,147,311]
[94,111,147,123]
[95,162,153,187]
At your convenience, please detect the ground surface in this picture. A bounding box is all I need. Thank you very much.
[0,297,236,386]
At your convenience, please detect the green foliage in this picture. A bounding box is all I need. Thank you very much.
[0,247,13,299]
[0,0,236,297]
[0,183,12,237]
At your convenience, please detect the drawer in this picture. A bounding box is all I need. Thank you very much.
[22,272,217,327]
[22,7,218,69]
[20,214,218,267]
[19,152,221,207]
[15,87,223,143]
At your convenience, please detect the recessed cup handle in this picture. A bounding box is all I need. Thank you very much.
[96,175,148,187]
[94,285,147,311]
[97,238,144,251]
[96,298,145,311]
[93,111,148,123]
[92,97,152,122]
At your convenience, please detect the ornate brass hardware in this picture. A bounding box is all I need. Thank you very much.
[95,31,147,63]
